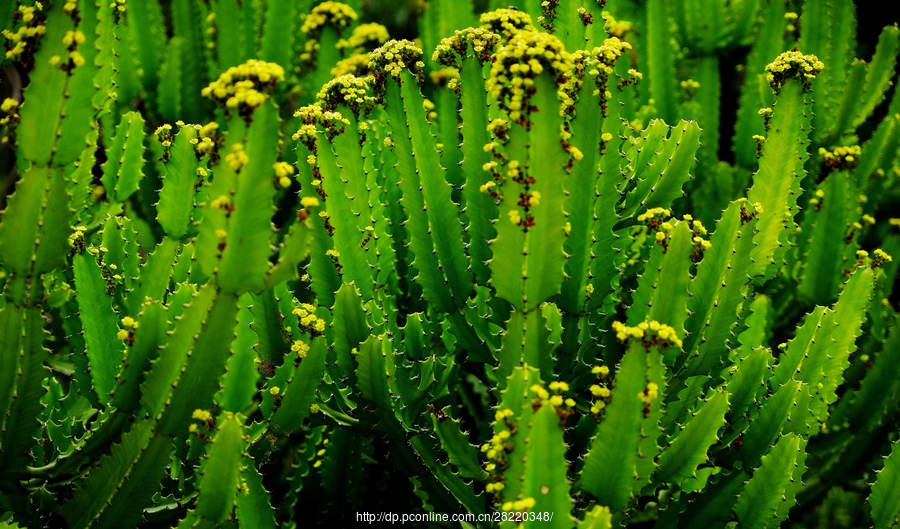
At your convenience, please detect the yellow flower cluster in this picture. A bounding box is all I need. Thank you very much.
[154,123,174,149]
[567,49,608,91]
[330,53,371,77]
[486,118,511,144]
[482,407,515,482]
[273,161,295,188]
[637,382,660,404]
[105,260,125,283]
[198,121,219,139]
[642,214,709,257]
[1,98,18,114]
[67,225,87,248]
[108,0,125,15]
[116,315,139,341]
[62,29,85,47]
[272,162,293,178]
[317,74,375,116]
[301,1,357,36]
[784,11,798,32]
[680,78,699,98]
[538,0,560,31]
[368,39,426,84]
[872,248,893,267]
[502,497,536,512]
[529,382,576,409]
[45,29,87,71]
[654,226,671,246]
[430,68,460,90]
[192,409,212,422]
[563,39,629,115]
[764,50,824,92]
[487,30,573,124]
[589,384,611,398]
[481,429,512,463]
[594,36,631,67]
[637,207,670,224]
[808,188,826,208]
[300,196,320,208]
[819,145,861,170]
[18,3,41,22]
[192,122,218,156]
[292,102,350,149]
[422,98,438,121]
[612,320,683,349]
[293,303,327,333]
[433,27,501,67]
[681,79,700,92]
[479,8,535,39]
[225,143,249,171]
[201,60,284,114]
[588,365,612,414]
[602,11,633,37]
[735,198,764,224]
[494,408,514,422]
[210,195,232,211]
[3,24,46,61]
[1,97,20,144]
[337,22,389,52]
[682,214,711,259]
[297,38,317,64]
[3,3,49,60]
[485,481,504,493]
[291,339,311,358]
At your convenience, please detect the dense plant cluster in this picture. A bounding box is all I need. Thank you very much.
[0,0,899,528]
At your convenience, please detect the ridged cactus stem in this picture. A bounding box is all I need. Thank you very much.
[747,51,822,279]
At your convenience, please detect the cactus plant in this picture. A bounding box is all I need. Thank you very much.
[0,1,899,528]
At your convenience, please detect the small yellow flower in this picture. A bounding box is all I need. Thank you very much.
[69,50,85,67]
[592,365,610,375]
[62,30,86,47]
[0,98,18,113]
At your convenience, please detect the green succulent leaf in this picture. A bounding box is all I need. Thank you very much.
[656,388,729,485]
[734,433,808,529]
[870,440,900,529]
